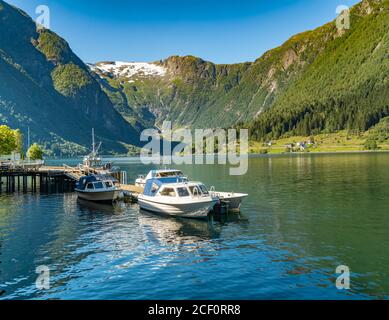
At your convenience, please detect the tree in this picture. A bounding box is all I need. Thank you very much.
[0,125,17,155]
[364,138,378,151]
[27,143,44,160]
[14,129,24,155]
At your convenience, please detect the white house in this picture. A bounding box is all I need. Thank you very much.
[0,152,21,162]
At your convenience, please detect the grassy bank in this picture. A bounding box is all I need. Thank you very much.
[249,131,389,154]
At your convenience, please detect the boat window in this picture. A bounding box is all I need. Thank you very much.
[200,185,209,195]
[177,187,190,197]
[151,183,159,194]
[189,186,201,196]
[94,182,104,189]
[86,183,94,190]
[158,171,183,178]
[105,181,113,188]
[160,188,176,197]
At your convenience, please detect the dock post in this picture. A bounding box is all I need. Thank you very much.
[23,175,27,192]
[120,171,128,184]
[41,175,45,193]
[54,176,58,193]
[60,176,64,193]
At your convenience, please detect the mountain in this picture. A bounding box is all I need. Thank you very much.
[1,0,388,154]
[248,0,389,140]
[90,0,389,140]
[89,57,252,129]
[0,0,142,155]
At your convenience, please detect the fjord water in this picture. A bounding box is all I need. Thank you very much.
[1,153,389,300]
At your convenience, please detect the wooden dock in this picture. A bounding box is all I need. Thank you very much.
[120,184,143,194]
[0,164,143,195]
[0,166,76,193]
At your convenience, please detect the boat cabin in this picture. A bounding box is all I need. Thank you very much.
[83,155,102,168]
[143,178,209,198]
[76,175,118,191]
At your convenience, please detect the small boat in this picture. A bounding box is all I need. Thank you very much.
[137,169,249,212]
[135,169,187,188]
[75,175,123,202]
[79,129,120,175]
[138,177,218,219]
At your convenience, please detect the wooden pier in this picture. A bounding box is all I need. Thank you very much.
[0,166,77,194]
[0,165,143,196]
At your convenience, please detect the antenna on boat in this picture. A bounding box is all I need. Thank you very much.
[92,128,95,154]
[95,142,102,154]
[89,128,102,156]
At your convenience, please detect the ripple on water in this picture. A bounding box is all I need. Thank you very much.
[1,154,389,299]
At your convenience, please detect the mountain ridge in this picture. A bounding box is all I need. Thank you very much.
[85,0,388,141]
[0,0,143,155]
[1,0,388,155]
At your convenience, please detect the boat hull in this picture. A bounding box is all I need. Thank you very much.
[214,192,248,212]
[75,189,122,202]
[138,196,217,219]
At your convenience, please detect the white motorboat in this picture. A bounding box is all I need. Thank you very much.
[137,169,249,212]
[138,177,218,219]
[135,169,187,188]
[75,175,123,202]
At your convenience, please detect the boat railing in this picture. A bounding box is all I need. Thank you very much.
[209,186,216,198]
[192,186,201,198]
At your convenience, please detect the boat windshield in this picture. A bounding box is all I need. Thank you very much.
[188,185,209,196]
[160,187,176,197]
[189,185,201,196]
[177,187,190,197]
[104,181,113,188]
[199,185,209,195]
[151,182,160,194]
[94,182,104,189]
[157,171,183,178]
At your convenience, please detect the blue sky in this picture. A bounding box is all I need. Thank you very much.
[6,0,360,64]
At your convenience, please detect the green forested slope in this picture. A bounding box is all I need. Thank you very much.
[94,0,388,139]
[0,0,142,155]
[248,0,389,140]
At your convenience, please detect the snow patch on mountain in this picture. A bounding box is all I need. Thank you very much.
[88,61,166,79]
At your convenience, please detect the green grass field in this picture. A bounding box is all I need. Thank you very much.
[249,131,389,154]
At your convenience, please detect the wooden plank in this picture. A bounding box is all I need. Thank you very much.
[120,184,144,194]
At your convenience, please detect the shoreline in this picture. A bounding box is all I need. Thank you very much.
[249,150,389,157]
[43,150,389,162]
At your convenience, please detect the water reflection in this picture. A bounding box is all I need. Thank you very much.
[2,154,389,299]
[138,209,220,246]
[77,198,126,215]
